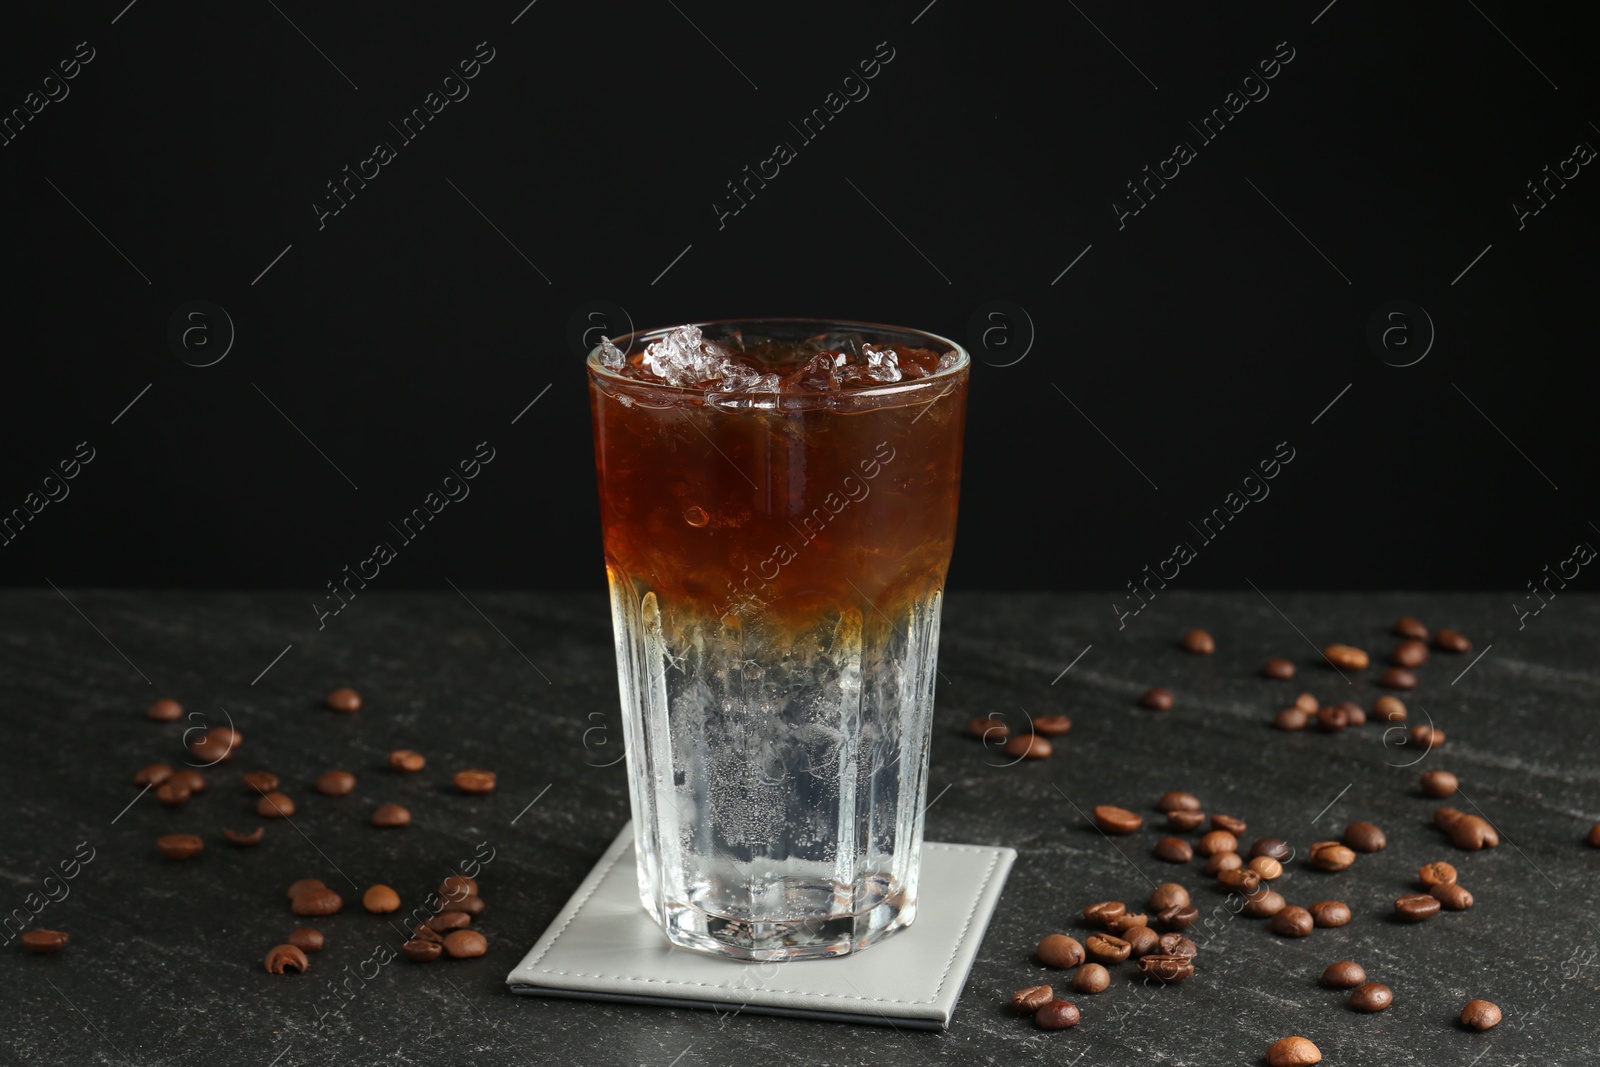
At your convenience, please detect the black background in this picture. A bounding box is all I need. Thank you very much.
[2,1,1596,595]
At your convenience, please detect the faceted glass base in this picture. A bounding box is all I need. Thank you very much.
[659,882,918,962]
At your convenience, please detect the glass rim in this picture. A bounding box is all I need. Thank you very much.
[585,316,970,400]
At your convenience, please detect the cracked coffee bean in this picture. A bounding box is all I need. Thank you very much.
[265,944,309,974]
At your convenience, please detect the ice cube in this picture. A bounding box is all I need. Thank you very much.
[596,336,626,369]
[784,352,844,391]
[936,350,962,372]
[860,344,903,383]
[642,325,732,386]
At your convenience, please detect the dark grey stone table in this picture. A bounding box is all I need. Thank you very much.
[2,590,1596,1066]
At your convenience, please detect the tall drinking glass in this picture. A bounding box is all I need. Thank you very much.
[587,319,968,961]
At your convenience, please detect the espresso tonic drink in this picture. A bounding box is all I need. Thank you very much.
[588,319,968,961]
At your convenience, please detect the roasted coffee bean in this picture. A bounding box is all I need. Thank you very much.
[1343,822,1386,852]
[1267,1036,1322,1067]
[363,885,400,913]
[1092,805,1142,834]
[1249,856,1283,880]
[1033,714,1072,736]
[1084,934,1131,964]
[189,726,240,764]
[1349,982,1393,1012]
[1140,687,1174,710]
[1410,724,1445,749]
[1157,905,1199,931]
[265,944,309,974]
[1003,734,1052,759]
[1391,640,1428,668]
[1158,791,1202,813]
[443,929,488,958]
[1322,644,1369,670]
[427,911,473,934]
[155,781,191,807]
[1294,692,1319,713]
[1418,861,1457,887]
[1309,841,1356,871]
[1589,822,1600,848]
[1156,933,1197,958]
[1167,809,1206,832]
[1148,883,1190,911]
[402,939,443,962]
[1241,889,1286,918]
[1138,954,1195,983]
[1011,983,1054,1013]
[1449,815,1499,851]
[1460,999,1502,1030]
[1154,837,1193,863]
[967,716,1008,740]
[1430,882,1474,910]
[171,769,205,794]
[1205,852,1243,876]
[1271,907,1314,937]
[410,924,443,943]
[440,896,487,916]
[257,792,295,818]
[20,929,69,954]
[1082,901,1126,927]
[1394,893,1441,921]
[1379,667,1417,690]
[223,827,264,847]
[1394,616,1428,640]
[146,697,184,722]
[1315,705,1349,732]
[1309,900,1352,928]
[389,749,426,773]
[453,769,497,794]
[1217,867,1262,893]
[287,879,326,899]
[1434,807,1466,830]
[1262,658,1296,679]
[1211,814,1247,836]
[1344,703,1367,726]
[292,888,344,917]
[134,763,172,786]
[440,874,480,901]
[1034,1000,1081,1030]
[325,687,363,712]
[1105,912,1148,935]
[1321,960,1366,988]
[1250,837,1292,861]
[1071,964,1110,994]
[372,803,411,828]
[1124,925,1161,956]
[1197,830,1237,857]
[1433,629,1471,653]
[1372,696,1407,722]
[1274,707,1309,731]
[157,833,203,860]
[315,770,356,797]
[242,771,279,794]
[1420,770,1458,797]
[287,928,324,952]
[1036,934,1085,968]
[1180,629,1214,655]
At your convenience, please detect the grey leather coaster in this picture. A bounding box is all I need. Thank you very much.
[506,824,1015,1029]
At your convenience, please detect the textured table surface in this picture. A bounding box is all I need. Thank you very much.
[1,590,1596,1066]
